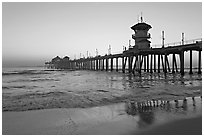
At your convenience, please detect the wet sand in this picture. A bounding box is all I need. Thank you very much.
[137,116,202,135]
[2,96,202,135]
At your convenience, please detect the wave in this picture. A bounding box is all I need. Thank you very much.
[2,85,38,90]
[7,78,60,83]
[2,70,50,76]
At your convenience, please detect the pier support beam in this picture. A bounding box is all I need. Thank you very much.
[106,58,109,71]
[123,57,128,73]
[189,50,193,74]
[96,59,98,71]
[98,59,100,70]
[116,58,118,72]
[137,55,141,73]
[158,54,160,73]
[174,54,178,72]
[90,60,92,70]
[93,60,95,70]
[82,62,84,70]
[111,58,113,71]
[144,56,146,72]
[166,55,171,72]
[102,59,104,71]
[71,62,73,70]
[150,54,153,73]
[161,55,165,72]
[85,61,87,70]
[164,54,167,73]
[128,56,133,73]
[86,61,87,70]
[86,61,88,70]
[133,55,138,73]
[90,59,93,70]
[198,50,201,74]
[122,57,125,73]
[140,55,144,73]
[154,54,156,72]
[85,60,88,70]
[147,55,149,72]
[78,62,80,70]
[83,61,85,70]
[180,51,185,75]
[172,54,175,73]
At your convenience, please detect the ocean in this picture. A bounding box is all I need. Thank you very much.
[2,66,202,111]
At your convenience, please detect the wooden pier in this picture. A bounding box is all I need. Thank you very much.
[45,20,202,75]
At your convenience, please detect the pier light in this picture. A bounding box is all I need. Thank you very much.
[131,21,152,50]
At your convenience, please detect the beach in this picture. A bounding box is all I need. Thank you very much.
[2,68,202,135]
[2,96,202,135]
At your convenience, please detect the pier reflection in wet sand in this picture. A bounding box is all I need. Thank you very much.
[73,96,201,135]
[123,96,201,133]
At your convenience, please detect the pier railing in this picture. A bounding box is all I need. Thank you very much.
[151,38,202,48]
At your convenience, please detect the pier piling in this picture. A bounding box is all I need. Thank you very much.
[106,58,108,71]
[150,54,153,73]
[122,57,125,73]
[189,50,193,74]
[161,55,165,72]
[198,50,201,74]
[144,56,146,72]
[154,54,156,72]
[158,54,160,73]
[111,58,113,71]
[116,58,119,72]
[147,55,149,72]
[164,54,167,73]
[166,55,171,72]
[172,54,175,73]
[128,56,132,73]
[180,51,185,75]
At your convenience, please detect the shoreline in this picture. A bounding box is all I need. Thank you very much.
[3,94,202,112]
[3,69,202,112]
[3,88,202,112]
[2,96,202,135]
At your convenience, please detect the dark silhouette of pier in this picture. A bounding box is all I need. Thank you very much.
[45,19,202,75]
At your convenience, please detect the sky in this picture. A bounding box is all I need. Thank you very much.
[2,2,202,67]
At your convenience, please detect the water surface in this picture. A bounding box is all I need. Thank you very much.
[2,67,202,111]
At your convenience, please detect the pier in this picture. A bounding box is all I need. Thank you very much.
[45,20,202,75]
